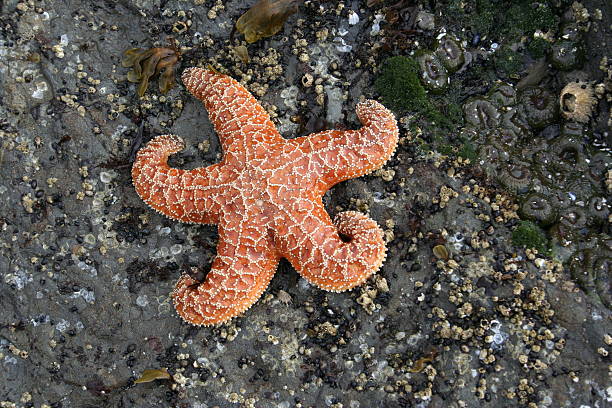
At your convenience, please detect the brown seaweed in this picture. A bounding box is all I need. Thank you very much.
[235,0,300,43]
[122,44,180,97]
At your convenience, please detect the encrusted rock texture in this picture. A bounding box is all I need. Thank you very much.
[0,1,610,407]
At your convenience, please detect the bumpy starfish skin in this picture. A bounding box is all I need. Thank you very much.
[132,67,399,326]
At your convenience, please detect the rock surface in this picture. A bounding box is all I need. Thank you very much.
[0,1,610,407]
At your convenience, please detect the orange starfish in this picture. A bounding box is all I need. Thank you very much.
[132,67,399,326]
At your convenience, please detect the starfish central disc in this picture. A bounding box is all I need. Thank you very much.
[131,67,399,326]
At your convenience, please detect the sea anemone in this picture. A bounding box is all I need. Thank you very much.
[586,196,610,225]
[561,121,584,138]
[559,206,588,231]
[520,86,558,129]
[587,151,612,187]
[479,138,511,162]
[568,245,611,308]
[559,81,598,123]
[434,36,465,73]
[500,107,530,140]
[532,150,569,189]
[550,39,584,71]
[463,98,500,129]
[519,192,558,226]
[497,163,532,195]
[416,51,449,93]
[520,193,557,226]
[549,136,587,173]
[488,82,517,107]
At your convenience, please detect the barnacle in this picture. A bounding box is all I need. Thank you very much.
[434,36,465,73]
[519,86,557,129]
[416,51,449,93]
[122,46,180,97]
[235,0,299,43]
[559,81,598,123]
[463,98,500,129]
[519,193,557,226]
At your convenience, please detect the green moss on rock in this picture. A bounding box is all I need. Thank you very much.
[458,140,477,161]
[527,37,551,59]
[375,56,461,129]
[374,56,430,113]
[375,56,467,156]
[506,2,558,38]
[512,221,550,255]
[494,46,523,76]
[442,0,559,43]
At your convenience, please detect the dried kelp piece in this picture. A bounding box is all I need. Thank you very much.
[134,368,171,384]
[235,0,300,43]
[122,47,180,97]
[408,349,438,373]
[232,45,250,63]
[156,55,178,94]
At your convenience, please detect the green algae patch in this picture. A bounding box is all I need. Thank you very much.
[375,56,430,114]
[494,46,523,77]
[505,1,558,39]
[512,221,550,255]
[441,0,559,43]
[375,55,469,157]
[457,140,477,161]
[527,37,551,59]
[375,56,460,129]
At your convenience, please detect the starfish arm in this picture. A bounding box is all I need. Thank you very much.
[132,135,228,224]
[182,68,284,159]
[278,205,386,292]
[294,100,398,192]
[172,222,280,326]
